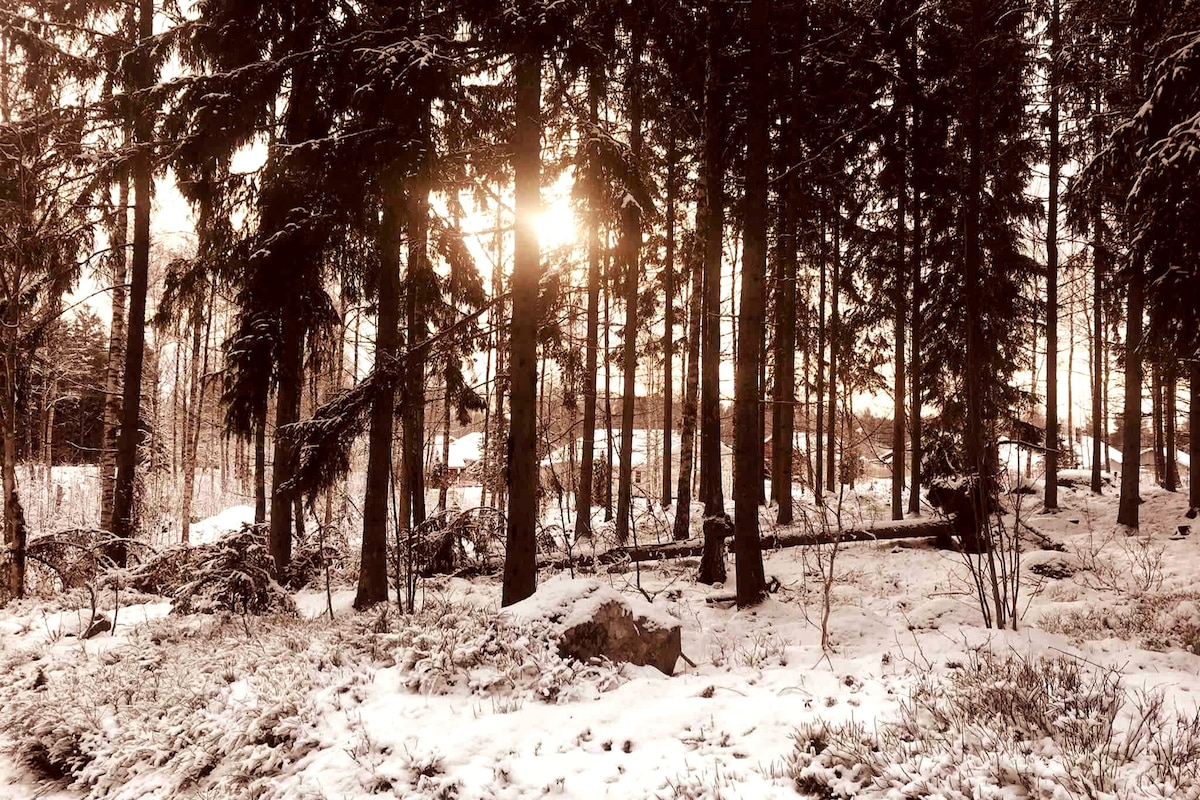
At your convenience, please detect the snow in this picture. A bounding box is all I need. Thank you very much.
[4,477,1200,798]
[188,505,256,544]
[502,575,681,633]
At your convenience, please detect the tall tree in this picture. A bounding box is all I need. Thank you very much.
[502,25,543,607]
[615,15,646,546]
[732,0,770,607]
[1044,0,1062,510]
[109,0,156,564]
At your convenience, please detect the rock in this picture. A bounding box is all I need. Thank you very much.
[82,616,112,639]
[504,577,682,676]
[558,600,681,675]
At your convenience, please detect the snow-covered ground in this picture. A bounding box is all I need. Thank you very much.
[3,476,1200,799]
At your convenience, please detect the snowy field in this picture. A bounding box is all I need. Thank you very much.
[3,475,1200,799]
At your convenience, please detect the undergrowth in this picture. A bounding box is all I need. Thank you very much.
[0,599,626,799]
[788,648,1200,799]
[1039,591,1200,653]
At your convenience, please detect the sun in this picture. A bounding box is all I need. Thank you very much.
[535,200,579,250]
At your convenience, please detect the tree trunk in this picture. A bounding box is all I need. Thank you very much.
[1165,363,1178,492]
[616,25,644,546]
[101,168,129,532]
[826,212,840,493]
[908,183,924,514]
[604,244,614,519]
[961,0,988,557]
[269,313,303,573]
[254,409,266,524]
[672,235,704,541]
[404,167,430,532]
[1117,17,1148,529]
[438,374,451,512]
[3,346,26,600]
[815,209,827,503]
[3,427,24,602]
[732,0,770,607]
[1117,263,1144,528]
[1044,0,1060,510]
[699,0,726,518]
[180,311,203,545]
[1152,362,1165,486]
[575,66,603,540]
[502,42,542,607]
[1090,126,1106,493]
[1190,362,1199,511]
[892,118,907,520]
[356,190,402,610]
[662,140,676,509]
[772,157,796,525]
[109,0,155,565]
[697,0,727,583]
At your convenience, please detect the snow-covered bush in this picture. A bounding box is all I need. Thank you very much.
[789,649,1200,798]
[0,616,378,798]
[0,594,630,800]
[1040,591,1200,652]
[171,524,294,616]
[389,599,625,701]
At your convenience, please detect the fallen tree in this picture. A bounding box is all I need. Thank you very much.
[534,517,955,569]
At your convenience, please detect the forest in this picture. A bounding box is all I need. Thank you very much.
[1,0,1199,603]
[4,1,1200,797]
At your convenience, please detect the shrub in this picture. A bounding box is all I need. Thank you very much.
[788,649,1200,798]
[172,524,295,616]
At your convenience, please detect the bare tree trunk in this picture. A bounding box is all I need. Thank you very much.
[616,24,644,546]
[603,259,614,520]
[1117,26,1148,530]
[1190,362,1199,512]
[697,0,727,584]
[1044,0,1060,510]
[180,306,205,545]
[355,190,402,609]
[672,239,704,541]
[732,0,770,607]
[3,425,24,601]
[1152,362,1165,486]
[502,41,542,607]
[699,0,726,518]
[892,128,907,521]
[109,0,155,566]
[101,168,129,531]
[1091,180,1106,492]
[962,0,988,558]
[269,314,303,573]
[575,67,603,539]
[772,168,796,525]
[815,209,827,504]
[1117,264,1144,528]
[662,140,676,509]
[404,171,430,532]
[438,375,451,512]
[826,212,839,493]
[254,410,266,524]
[1165,363,1178,492]
[908,184,924,514]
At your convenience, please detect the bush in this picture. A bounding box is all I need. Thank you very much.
[788,649,1200,798]
[172,524,295,616]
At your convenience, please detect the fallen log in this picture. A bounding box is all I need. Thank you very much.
[621,517,954,564]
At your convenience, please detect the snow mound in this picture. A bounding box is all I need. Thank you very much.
[189,505,256,545]
[501,575,680,633]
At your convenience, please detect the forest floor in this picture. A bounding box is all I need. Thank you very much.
[2,474,1200,799]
